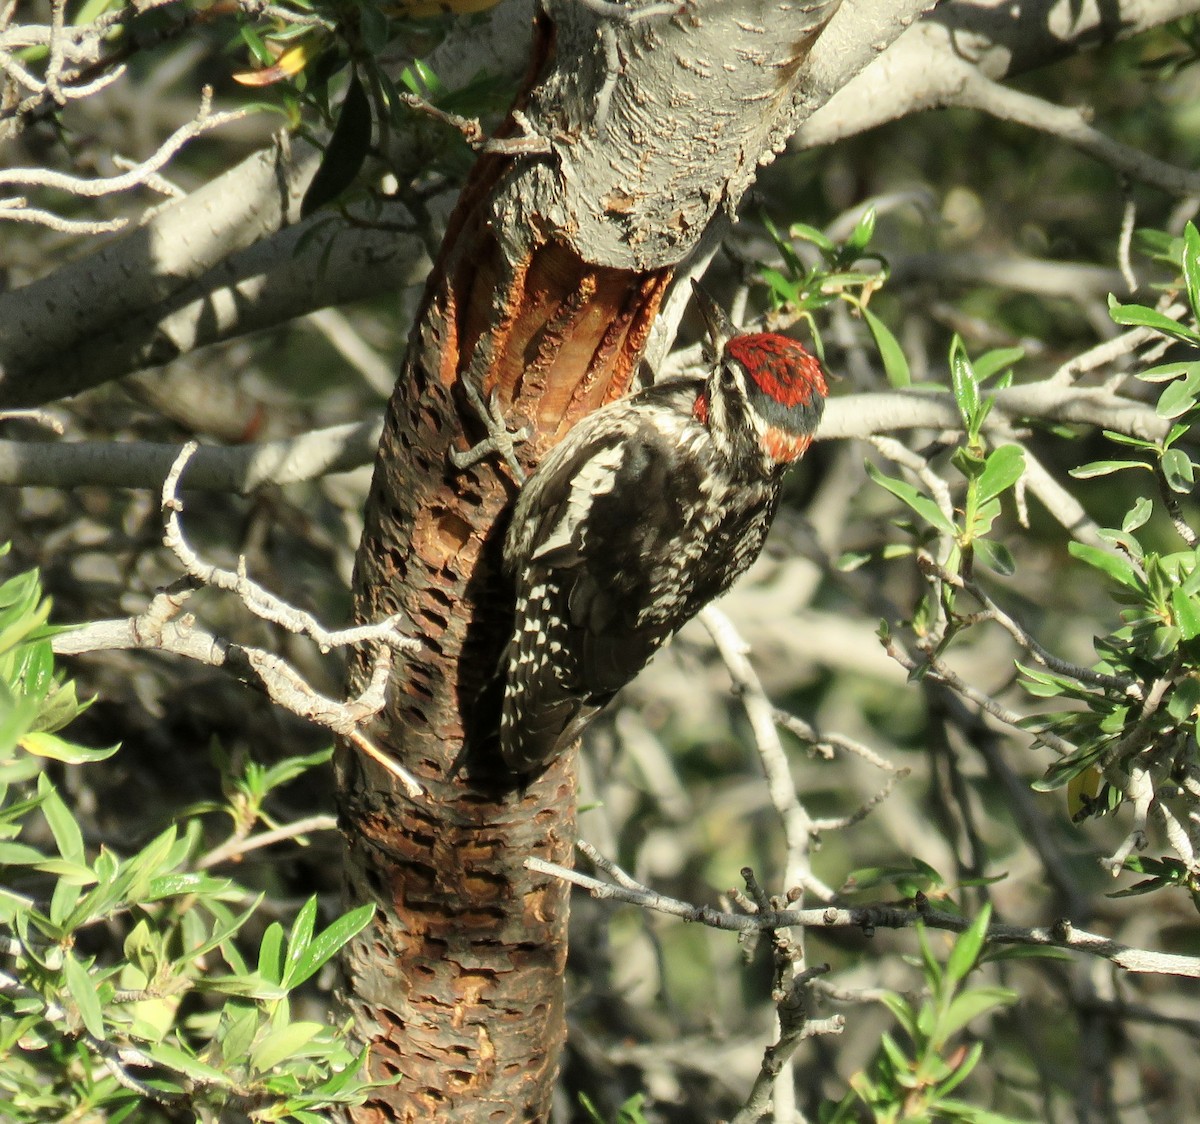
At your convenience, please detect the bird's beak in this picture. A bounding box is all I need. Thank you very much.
[691,279,735,362]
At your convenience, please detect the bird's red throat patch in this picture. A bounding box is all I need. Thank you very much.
[761,426,813,463]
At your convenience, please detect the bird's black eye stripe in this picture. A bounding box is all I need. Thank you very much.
[720,363,738,390]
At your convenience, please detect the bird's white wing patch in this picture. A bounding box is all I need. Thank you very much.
[530,442,626,564]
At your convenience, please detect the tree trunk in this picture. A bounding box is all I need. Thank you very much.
[336,1,926,1118]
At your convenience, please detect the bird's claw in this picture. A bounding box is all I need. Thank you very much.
[450,382,529,485]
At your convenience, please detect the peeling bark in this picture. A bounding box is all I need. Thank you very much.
[336,1,927,1118]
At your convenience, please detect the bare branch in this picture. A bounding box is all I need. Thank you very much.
[527,856,1200,977]
[0,89,248,198]
[159,444,412,654]
[700,607,834,902]
[197,815,339,871]
[953,73,1200,198]
[0,420,384,492]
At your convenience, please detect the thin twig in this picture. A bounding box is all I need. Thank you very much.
[525,857,1200,977]
[162,443,414,654]
[197,814,339,870]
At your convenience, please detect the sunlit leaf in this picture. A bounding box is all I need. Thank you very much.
[861,305,910,387]
[866,462,957,536]
[1108,296,1200,345]
[1161,448,1195,493]
[976,445,1024,503]
[232,39,322,87]
[1067,542,1142,590]
[1184,222,1200,322]
[63,951,105,1039]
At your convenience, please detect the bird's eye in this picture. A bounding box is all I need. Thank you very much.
[719,364,738,390]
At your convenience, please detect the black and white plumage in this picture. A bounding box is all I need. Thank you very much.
[498,290,828,773]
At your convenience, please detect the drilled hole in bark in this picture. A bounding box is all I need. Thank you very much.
[365,862,391,899]
[400,704,429,727]
[461,907,509,925]
[418,403,446,433]
[426,584,454,608]
[376,1007,406,1035]
[417,606,449,632]
[434,509,473,554]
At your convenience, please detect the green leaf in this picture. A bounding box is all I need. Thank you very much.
[1162,448,1195,493]
[38,774,84,864]
[239,24,274,67]
[973,538,1015,576]
[1067,542,1142,591]
[149,1041,234,1086]
[300,69,372,218]
[1108,296,1200,345]
[258,922,286,985]
[861,306,910,387]
[976,445,1025,503]
[877,991,919,1039]
[1157,366,1200,418]
[283,896,320,986]
[20,731,117,764]
[198,973,288,1001]
[1168,676,1200,722]
[1123,497,1153,533]
[934,1040,985,1100]
[1166,422,1191,448]
[847,206,877,253]
[1148,624,1181,659]
[945,905,991,987]
[1017,664,1067,698]
[250,1021,324,1073]
[836,550,872,572]
[1172,587,1200,641]
[34,859,97,885]
[219,1006,260,1068]
[939,986,1018,1043]
[789,221,835,254]
[972,347,1025,382]
[866,462,957,536]
[949,337,980,428]
[63,950,105,1039]
[358,4,390,53]
[146,871,235,901]
[1069,459,1150,479]
[981,944,1072,965]
[760,267,801,307]
[1139,361,1200,384]
[1184,222,1200,322]
[287,903,374,989]
[258,746,334,793]
[0,841,48,864]
[1033,744,1108,791]
[1097,527,1145,561]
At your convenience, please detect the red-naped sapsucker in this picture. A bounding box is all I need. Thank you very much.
[499,286,828,772]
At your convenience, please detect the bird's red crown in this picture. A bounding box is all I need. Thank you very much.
[726,333,828,410]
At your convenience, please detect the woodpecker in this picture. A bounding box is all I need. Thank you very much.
[498,284,828,773]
